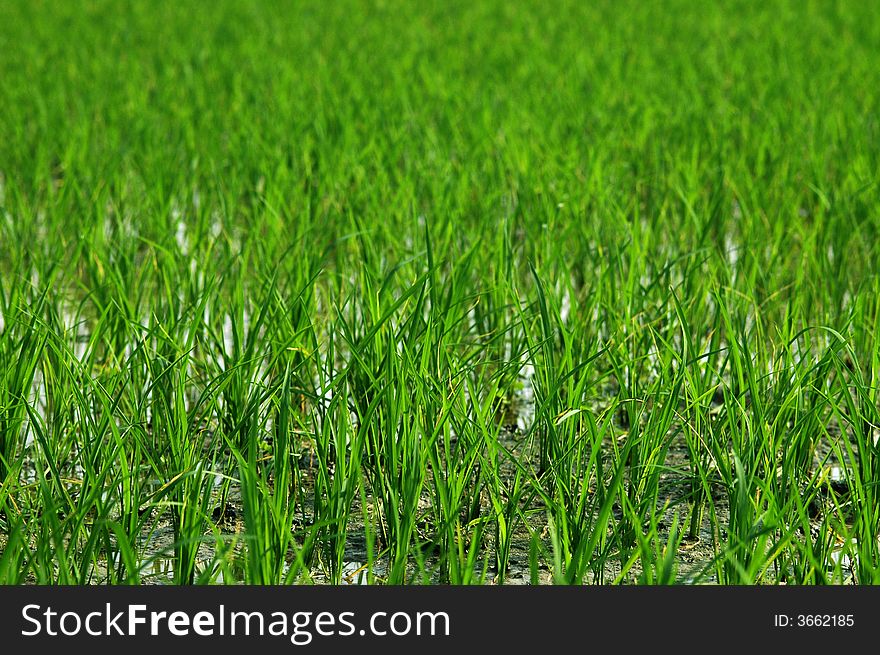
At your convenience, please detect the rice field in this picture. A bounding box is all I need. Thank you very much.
[1,0,880,585]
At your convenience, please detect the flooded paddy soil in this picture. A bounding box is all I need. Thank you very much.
[6,384,858,586]
[3,334,870,586]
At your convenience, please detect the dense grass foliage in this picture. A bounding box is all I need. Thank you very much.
[1,0,879,584]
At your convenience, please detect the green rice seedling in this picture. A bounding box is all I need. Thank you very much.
[827,350,880,584]
[359,353,433,584]
[140,313,219,584]
[484,461,528,585]
[473,372,526,584]
[670,284,727,542]
[608,334,683,561]
[0,520,27,583]
[311,375,365,583]
[715,455,773,584]
[228,398,293,585]
[540,406,623,585]
[785,491,836,584]
[622,503,683,585]
[425,374,489,585]
[335,265,434,582]
[0,286,49,506]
